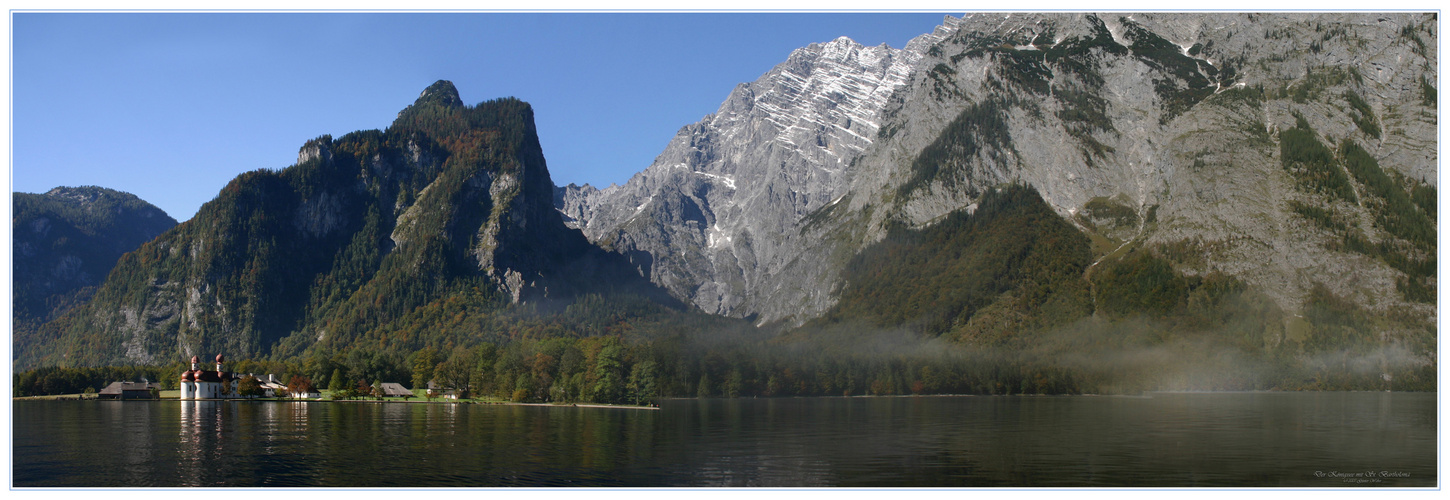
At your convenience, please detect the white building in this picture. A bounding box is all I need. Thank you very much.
[258,374,288,398]
[179,354,238,399]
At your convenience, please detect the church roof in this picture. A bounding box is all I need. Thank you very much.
[194,370,232,383]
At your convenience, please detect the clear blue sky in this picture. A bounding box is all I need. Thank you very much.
[12,12,953,221]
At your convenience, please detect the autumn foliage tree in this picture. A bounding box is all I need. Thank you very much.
[286,375,315,398]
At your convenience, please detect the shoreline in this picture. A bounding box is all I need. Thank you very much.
[17,389,1421,404]
[11,394,661,410]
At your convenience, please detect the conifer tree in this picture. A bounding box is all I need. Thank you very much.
[329,369,346,393]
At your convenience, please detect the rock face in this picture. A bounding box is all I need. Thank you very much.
[12,186,177,327]
[563,13,1437,328]
[20,82,668,368]
[811,12,1437,325]
[556,18,960,316]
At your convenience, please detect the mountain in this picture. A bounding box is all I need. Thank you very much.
[555,20,958,317]
[783,12,1436,325]
[12,186,177,328]
[18,81,673,369]
[560,13,1436,383]
[566,13,1436,321]
[17,14,1436,394]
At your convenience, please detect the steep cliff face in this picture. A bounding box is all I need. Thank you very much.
[20,81,666,368]
[558,13,1435,337]
[763,12,1436,328]
[12,186,177,328]
[556,18,960,316]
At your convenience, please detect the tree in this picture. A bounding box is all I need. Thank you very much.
[627,360,659,406]
[587,343,626,404]
[238,376,264,398]
[435,346,472,394]
[287,375,315,398]
[410,346,438,391]
[724,369,743,398]
[696,372,712,398]
[328,368,346,396]
[531,352,557,401]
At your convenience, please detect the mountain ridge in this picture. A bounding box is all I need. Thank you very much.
[558,13,1435,331]
[12,186,178,330]
[17,82,674,369]
[15,15,1436,395]
[555,17,962,316]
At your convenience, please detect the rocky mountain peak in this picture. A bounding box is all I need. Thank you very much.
[416,79,464,108]
[557,13,1435,334]
[297,135,334,165]
[764,11,1438,326]
[30,186,173,227]
[395,80,466,121]
[43,186,109,205]
[812,36,884,66]
[20,83,676,368]
[555,16,966,317]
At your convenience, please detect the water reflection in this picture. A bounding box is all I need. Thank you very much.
[174,400,228,486]
[11,393,1440,487]
[177,400,199,485]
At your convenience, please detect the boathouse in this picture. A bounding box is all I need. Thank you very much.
[97,381,160,400]
[378,383,414,398]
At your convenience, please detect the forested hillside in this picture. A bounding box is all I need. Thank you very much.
[18,81,672,371]
[12,186,176,341]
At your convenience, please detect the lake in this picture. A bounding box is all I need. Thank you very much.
[11,392,1436,487]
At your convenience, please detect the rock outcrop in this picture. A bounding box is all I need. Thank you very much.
[562,13,1437,329]
[557,18,961,316]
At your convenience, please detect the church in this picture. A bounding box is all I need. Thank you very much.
[179,354,238,399]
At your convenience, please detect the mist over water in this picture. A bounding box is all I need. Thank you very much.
[13,393,1435,487]
[769,304,1435,395]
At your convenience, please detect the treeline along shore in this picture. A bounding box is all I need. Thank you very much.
[13,313,1434,403]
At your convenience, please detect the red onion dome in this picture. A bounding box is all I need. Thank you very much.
[182,371,195,382]
[190,355,200,364]
[215,354,225,363]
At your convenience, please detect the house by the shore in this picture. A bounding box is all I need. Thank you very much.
[254,374,288,398]
[98,381,160,400]
[427,381,466,399]
[378,383,414,398]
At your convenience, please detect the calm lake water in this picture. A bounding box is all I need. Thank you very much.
[11,392,1437,487]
